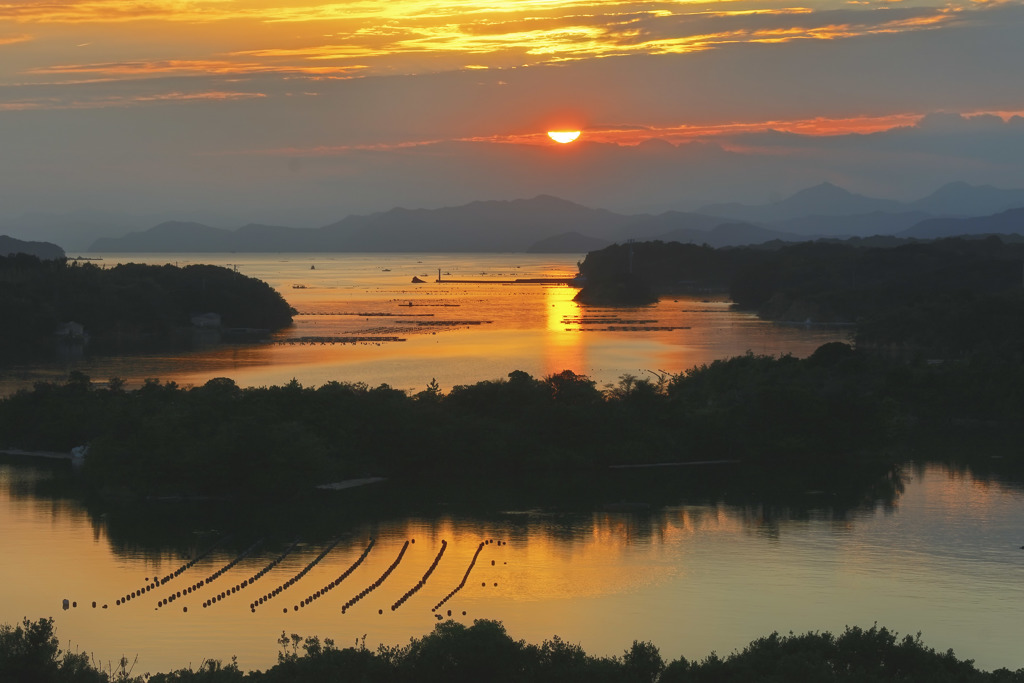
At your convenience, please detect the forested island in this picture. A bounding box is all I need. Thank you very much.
[1,340,1020,501]
[4,616,1023,682]
[0,255,294,356]
[576,236,1024,361]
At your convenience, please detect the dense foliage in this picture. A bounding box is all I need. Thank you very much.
[3,618,1021,682]
[4,341,1023,499]
[0,618,107,683]
[0,255,294,356]
[577,237,1024,360]
[0,346,909,498]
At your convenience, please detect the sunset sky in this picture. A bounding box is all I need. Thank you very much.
[2,0,1024,233]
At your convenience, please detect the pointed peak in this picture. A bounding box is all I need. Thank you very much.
[788,182,855,200]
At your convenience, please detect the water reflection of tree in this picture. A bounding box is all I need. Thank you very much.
[903,430,1024,494]
[7,462,911,558]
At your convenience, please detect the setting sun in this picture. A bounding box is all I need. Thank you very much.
[547,130,581,144]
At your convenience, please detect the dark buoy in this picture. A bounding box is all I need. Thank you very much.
[378,609,383,615]
[183,607,188,613]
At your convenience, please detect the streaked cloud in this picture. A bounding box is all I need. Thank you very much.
[0,88,266,111]
[0,32,30,45]
[0,0,989,89]
[28,58,364,78]
[0,0,1022,224]
[0,1,240,24]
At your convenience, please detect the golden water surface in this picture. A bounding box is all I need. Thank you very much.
[0,252,850,395]
[2,462,1023,674]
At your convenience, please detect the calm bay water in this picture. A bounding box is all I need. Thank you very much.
[4,253,1021,674]
[2,460,1023,674]
[0,252,849,395]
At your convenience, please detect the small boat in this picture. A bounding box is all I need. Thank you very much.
[411,276,425,283]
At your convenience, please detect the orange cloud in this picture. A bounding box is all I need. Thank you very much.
[1,1,971,73]
[0,0,998,124]
[0,1,237,24]
[199,111,948,156]
[0,33,31,45]
[28,58,363,79]
[0,89,266,111]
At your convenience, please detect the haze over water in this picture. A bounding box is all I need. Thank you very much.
[0,252,849,396]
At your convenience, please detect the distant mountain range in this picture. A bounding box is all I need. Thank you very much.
[899,207,1024,239]
[88,196,749,253]
[13,181,1024,254]
[698,181,1024,226]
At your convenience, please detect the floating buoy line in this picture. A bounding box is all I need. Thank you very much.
[279,538,376,614]
[254,537,344,612]
[342,540,410,614]
[64,537,507,620]
[113,535,229,608]
[433,539,493,612]
[276,335,407,345]
[391,539,447,612]
[158,539,263,610]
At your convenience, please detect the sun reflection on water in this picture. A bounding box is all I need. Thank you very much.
[543,285,585,377]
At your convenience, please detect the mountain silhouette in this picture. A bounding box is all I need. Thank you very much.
[90,197,802,253]
[526,231,611,253]
[909,181,1024,216]
[775,211,933,237]
[317,195,630,251]
[91,222,236,252]
[699,182,904,222]
[900,207,1024,239]
[698,181,1024,236]
[0,235,65,260]
[85,182,1024,253]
